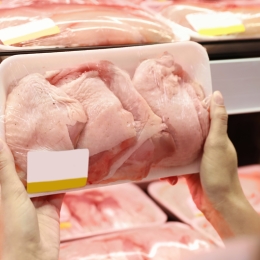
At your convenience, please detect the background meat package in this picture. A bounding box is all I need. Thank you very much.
[0,42,212,197]
[59,183,167,241]
[145,1,260,41]
[0,1,189,51]
[148,165,260,248]
[0,0,142,8]
[59,222,215,260]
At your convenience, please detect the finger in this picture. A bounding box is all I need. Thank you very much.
[160,176,178,186]
[208,91,228,138]
[0,139,27,199]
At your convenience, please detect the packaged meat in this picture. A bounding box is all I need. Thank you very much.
[238,165,260,214]
[60,183,167,241]
[0,2,189,51]
[148,179,224,247]
[158,2,260,41]
[59,222,215,260]
[0,42,212,197]
[0,0,140,8]
[148,167,260,248]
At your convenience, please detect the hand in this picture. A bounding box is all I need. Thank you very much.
[166,91,260,239]
[0,140,64,260]
[186,90,240,216]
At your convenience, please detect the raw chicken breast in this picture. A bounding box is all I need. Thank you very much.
[46,69,136,184]
[161,3,260,38]
[0,4,175,48]
[46,61,167,184]
[82,61,168,183]
[5,73,87,184]
[133,52,209,167]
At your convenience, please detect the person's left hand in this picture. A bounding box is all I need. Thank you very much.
[0,139,64,260]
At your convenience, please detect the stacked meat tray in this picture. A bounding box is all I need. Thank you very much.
[1,0,260,259]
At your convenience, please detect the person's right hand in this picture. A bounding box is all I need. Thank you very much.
[185,91,260,239]
[186,91,241,217]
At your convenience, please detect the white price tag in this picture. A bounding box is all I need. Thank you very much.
[0,18,60,46]
[27,149,89,194]
[186,12,245,36]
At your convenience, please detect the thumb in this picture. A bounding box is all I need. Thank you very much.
[208,91,228,140]
[0,139,27,200]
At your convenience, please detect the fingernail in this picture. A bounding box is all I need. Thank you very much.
[0,139,4,151]
[214,91,224,105]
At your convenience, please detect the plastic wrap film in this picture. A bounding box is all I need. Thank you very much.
[59,223,215,260]
[0,2,182,50]
[0,42,211,195]
[59,183,167,241]
[159,1,260,40]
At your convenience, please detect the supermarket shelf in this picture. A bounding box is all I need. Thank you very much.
[1,39,260,59]
[210,58,260,115]
[202,39,260,60]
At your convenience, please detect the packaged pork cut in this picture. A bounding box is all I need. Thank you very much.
[59,183,167,241]
[0,0,139,8]
[59,222,215,260]
[0,1,189,51]
[148,179,224,248]
[155,2,260,41]
[148,167,260,248]
[0,42,212,197]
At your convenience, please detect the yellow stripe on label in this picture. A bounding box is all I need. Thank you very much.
[198,25,245,36]
[3,26,60,46]
[27,177,87,194]
[60,222,72,229]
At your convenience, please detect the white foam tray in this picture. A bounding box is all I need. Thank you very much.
[0,42,212,197]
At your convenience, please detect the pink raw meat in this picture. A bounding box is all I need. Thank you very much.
[160,3,260,38]
[46,69,136,184]
[1,0,139,8]
[0,4,175,47]
[60,185,158,239]
[133,52,209,167]
[46,61,167,184]
[59,224,213,260]
[5,73,87,184]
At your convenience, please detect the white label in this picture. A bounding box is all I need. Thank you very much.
[186,12,245,36]
[27,149,89,183]
[0,18,60,45]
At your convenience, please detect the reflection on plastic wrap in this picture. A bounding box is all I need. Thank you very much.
[59,184,167,241]
[159,1,260,40]
[59,223,214,260]
[0,3,177,49]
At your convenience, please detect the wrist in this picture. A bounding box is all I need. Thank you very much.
[204,192,260,240]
